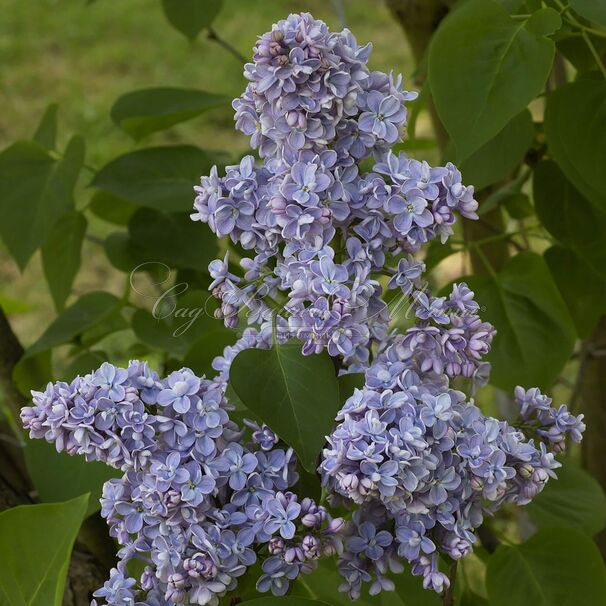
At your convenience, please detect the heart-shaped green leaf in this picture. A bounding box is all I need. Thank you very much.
[429,0,559,161]
[0,495,88,606]
[544,81,606,213]
[486,528,606,605]
[229,342,340,472]
[111,87,228,140]
[464,252,575,391]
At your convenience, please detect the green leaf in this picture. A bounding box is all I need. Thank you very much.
[27,291,122,356]
[544,80,606,212]
[338,372,365,405]
[133,289,225,357]
[486,527,606,606]
[459,110,534,190]
[570,0,606,27]
[429,0,559,161]
[32,103,59,150]
[229,342,340,472]
[424,239,457,271]
[183,328,236,376]
[161,0,223,40]
[544,246,606,338]
[80,306,128,348]
[292,559,439,606]
[0,494,88,606]
[103,231,150,273]
[557,34,606,73]
[533,160,606,282]
[503,192,533,220]
[41,211,87,311]
[132,309,188,357]
[12,350,53,395]
[62,350,108,378]
[23,438,119,517]
[111,87,228,140]
[0,136,84,269]
[91,145,214,212]
[464,252,575,391]
[129,208,217,270]
[527,463,606,536]
[89,190,137,226]
[459,591,489,606]
[0,294,35,315]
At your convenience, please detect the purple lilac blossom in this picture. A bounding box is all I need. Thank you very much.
[20,12,587,604]
[191,12,478,367]
[22,355,344,606]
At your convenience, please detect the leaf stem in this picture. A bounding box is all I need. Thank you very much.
[472,244,497,279]
[581,31,606,80]
[206,27,247,64]
[442,559,458,606]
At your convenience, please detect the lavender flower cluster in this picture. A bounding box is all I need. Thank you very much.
[321,361,584,596]
[192,12,478,368]
[21,360,344,606]
[20,12,587,605]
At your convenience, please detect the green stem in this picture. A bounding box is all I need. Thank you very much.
[582,31,606,79]
[472,244,497,279]
[441,560,457,606]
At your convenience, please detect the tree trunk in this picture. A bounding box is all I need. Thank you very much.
[580,316,606,557]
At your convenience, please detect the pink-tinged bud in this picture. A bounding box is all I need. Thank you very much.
[327,517,345,534]
[552,441,566,454]
[322,541,338,556]
[342,473,359,492]
[284,546,304,563]
[302,513,319,528]
[268,537,285,554]
[302,534,320,559]
[518,463,534,479]
[300,497,314,514]
[359,477,373,496]
[532,468,549,484]
[470,476,484,491]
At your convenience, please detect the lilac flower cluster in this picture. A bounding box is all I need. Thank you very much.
[21,361,344,606]
[20,12,587,605]
[192,13,478,367]
[321,357,585,596]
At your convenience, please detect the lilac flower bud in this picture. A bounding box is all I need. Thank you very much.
[166,573,187,603]
[284,545,305,563]
[302,513,320,528]
[326,517,346,534]
[268,537,285,555]
[302,535,320,559]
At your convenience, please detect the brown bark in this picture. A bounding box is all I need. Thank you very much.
[580,316,606,557]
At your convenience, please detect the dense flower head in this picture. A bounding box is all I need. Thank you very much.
[192,12,478,367]
[21,12,587,605]
[321,352,584,596]
[22,358,344,606]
